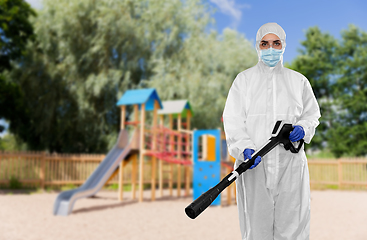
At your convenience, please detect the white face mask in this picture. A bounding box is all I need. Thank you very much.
[260,48,283,67]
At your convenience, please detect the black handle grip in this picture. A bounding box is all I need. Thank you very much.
[290,139,304,153]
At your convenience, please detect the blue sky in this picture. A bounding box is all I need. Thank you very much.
[208,0,367,63]
[0,119,9,137]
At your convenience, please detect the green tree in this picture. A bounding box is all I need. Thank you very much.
[289,25,367,157]
[148,28,257,129]
[328,25,367,157]
[10,0,243,153]
[287,26,339,151]
[0,133,27,151]
[0,0,36,71]
[0,0,35,140]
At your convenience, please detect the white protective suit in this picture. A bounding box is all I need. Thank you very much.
[223,23,321,240]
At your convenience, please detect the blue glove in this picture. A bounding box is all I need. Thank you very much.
[243,148,262,169]
[289,125,305,142]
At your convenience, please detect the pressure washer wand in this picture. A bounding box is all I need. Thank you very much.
[184,121,304,219]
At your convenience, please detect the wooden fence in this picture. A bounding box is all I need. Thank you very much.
[0,151,188,189]
[308,159,367,190]
[1,151,367,190]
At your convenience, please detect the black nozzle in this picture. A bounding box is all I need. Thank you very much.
[185,174,236,219]
[185,207,196,219]
[184,187,220,219]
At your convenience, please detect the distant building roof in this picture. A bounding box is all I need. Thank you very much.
[116,88,163,111]
[158,100,194,118]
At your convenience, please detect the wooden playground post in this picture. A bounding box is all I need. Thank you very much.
[118,161,124,201]
[132,104,139,200]
[177,114,182,197]
[226,167,232,205]
[159,115,164,198]
[139,103,146,202]
[224,133,232,206]
[120,105,126,129]
[132,154,138,200]
[169,114,174,196]
[118,105,126,201]
[151,100,158,201]
[185,111,191,196]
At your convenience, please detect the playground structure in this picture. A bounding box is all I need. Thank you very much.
[116,89,194,202]
[53,88,235,215]
[115,89,235,203]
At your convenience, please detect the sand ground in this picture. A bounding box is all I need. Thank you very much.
[1,189,367,240]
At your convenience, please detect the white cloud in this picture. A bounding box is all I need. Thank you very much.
[25,0,43,9]
[210,0,250,28]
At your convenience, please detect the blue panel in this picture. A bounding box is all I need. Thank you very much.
[193,129,221,206]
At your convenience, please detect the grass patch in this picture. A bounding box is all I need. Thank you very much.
[60,184,77,191]
[311,184,340,190]
[326,184,339,190]
[104,183,189,191]
[105,183,132,191]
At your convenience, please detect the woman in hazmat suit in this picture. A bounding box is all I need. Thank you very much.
[222,22,321,240]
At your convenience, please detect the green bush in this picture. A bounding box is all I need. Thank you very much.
[9,176,22,189]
